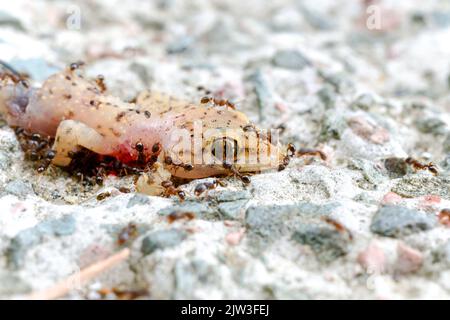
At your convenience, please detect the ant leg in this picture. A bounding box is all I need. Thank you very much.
[297,148,327,161]
[52,120,113,167]
[135,162,172,196]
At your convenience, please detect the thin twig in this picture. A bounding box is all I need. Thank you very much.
[25,248,130,300]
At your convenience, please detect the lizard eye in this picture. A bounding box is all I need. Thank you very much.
[211,137,238,163]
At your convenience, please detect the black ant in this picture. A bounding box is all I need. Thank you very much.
[194,179,225,196]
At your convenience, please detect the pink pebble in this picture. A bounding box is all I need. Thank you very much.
[357,241,386,274]
[225,228,245,246]
[381,192,402,205]
[396,242,423,274]
[418,195,441,212]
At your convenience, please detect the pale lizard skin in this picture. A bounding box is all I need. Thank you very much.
[0,64,286,195]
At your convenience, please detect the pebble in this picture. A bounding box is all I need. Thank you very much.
[166,36,194,54]
[318,111,346,141]
[158,201,217,220]
[0,272,30,296]
[415,115,448,136]
[141,229,187,256]
[370,205,436,238]
[292,221,350,262]
[246,202,339,239]
[383,157,408,178]
[443,133,450,154]
[7,215,76,267]
[214,190,251,202]
[347,116,390,145]
[0,11,24,30]
[357,241,386,274]
[126,194,151,208]
[395,242,423,274]
[225,228,245,246]
[392,175,450,198]
[443,241,450,265]
[381,192,403,206]
[4,180,35,198]
[218,200,248,220]
[350,94,376,111]
[272,50,309,70]
[250,69,272,123]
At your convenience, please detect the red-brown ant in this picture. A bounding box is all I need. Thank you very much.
[438,208,450,227]
[405,157,438,175]
[117,223,138,246]
[167,211,196,223]
[321,216,353,240]
[160,180,186,201]
[194,179,223,196]
[200,96,236,110]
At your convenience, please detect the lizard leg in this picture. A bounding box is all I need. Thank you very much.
[52,120,113,166]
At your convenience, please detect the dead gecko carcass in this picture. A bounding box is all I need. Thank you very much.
[0,63,288,195]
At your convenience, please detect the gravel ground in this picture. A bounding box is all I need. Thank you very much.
[1,0,450,299]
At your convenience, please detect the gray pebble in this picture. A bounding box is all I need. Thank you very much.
[317,85,336,109]
[246,202,338,239]
[272,50,309,70]
[0,272,31,296]
[7,215,76,267]
[443,133,450,154]
[415,116,448,136]
[46,215,77,236]
[370,205,437,238]
[4,180,35,198]
[127,194,151,208]
[292,221,350,262]
[218,199,249,220]
[318,111,346,142]
[351,94,376,111]
[158,201,217,220]
[166,36,194,54]
[392,175,450,198]
[215,190,251,202]
[443,240,450,265]
[0,11,24,30]
[383,157,408,178]
[141,229,187,256]
[250,69,272,123]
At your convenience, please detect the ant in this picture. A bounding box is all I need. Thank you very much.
[405,157,438,175]
[95,74,107,93]
[134,141,146,165]
[221,161,251,185]
[160,180,186,201]
[194,179,226,196]
[96,191,112,201]
[117,223,138,246]
[438,209,450,227]
[200,96,236,110]
[167,211,196,223]
[278,143,296,171]
[321,216,353,240]
[163,155,194,172]
[297,147,327,161]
